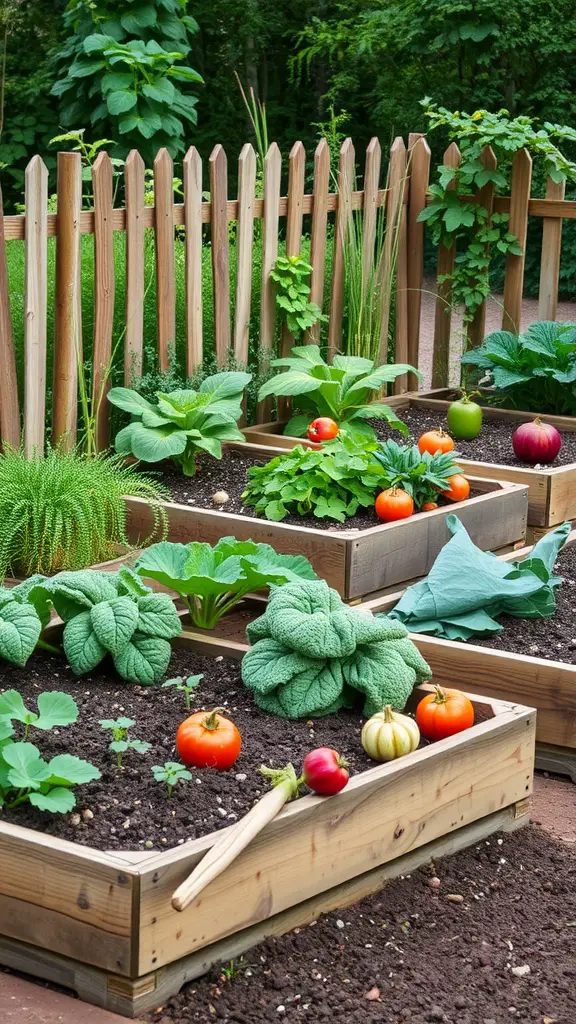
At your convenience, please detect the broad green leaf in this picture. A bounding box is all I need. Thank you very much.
[3,742,51,789]
[45,571,118,619]
[283,413,310,437]
[83,33,111,53]
[35,692,79,731]
[46,754,101,786]
[12,576,52,629]
[117,565,152,599]
[135,542,190,589]
[90,596,139,656]
[480,330,522,367]
[30,788,77,813]
[491,366,532,389]
[136,593,182,639]
[113,634,172,685]
[0,720,14,742]
[142,80,175,104]
[346,365,420,394]
[126,423,188,463]
[63,611,107,675]
[198,371,252,400]
[258,371,323,401]
[332,355,374,376]
[107,387,157,417]
[0,601,42,666]
[0,690,30,724]
[107,90,137,116]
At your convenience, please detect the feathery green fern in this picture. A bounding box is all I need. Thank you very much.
[0,447,169,579]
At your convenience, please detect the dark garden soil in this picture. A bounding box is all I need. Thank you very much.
[0,648,379,852]
[369,405,576,467]
[157,450,469,531]
[144,825,576,1024]
[475,542,576,664]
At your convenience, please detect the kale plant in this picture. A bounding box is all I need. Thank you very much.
[135,537,318,627]
[461,321,576,415]
[108,371,251,476]
[242,579,431,719]
[0,576,52,667]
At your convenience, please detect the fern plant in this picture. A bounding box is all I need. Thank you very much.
[0,447,168,579]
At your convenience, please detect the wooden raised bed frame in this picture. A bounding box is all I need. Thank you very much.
[360,531,576,780]
[124,443,528,601]
[243,389,576,529]
[0,624,535,1016]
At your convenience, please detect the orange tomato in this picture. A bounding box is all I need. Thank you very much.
[422,501,438,511]
[441,473,470,502]
[176,709,242,770]
[415,686,474,741]
[418,429,454,456]
[375,487,414,522]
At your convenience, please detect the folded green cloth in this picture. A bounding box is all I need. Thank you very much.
[389,515,570,640]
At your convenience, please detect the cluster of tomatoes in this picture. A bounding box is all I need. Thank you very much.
[376,427,470,523]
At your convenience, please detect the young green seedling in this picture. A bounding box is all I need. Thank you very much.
[0,690,78,741]
[161,674,203,712]
[99,717,151,769]
[152,761,192,797]
[0,739,100,813]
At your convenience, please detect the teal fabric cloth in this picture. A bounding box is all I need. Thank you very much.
[389,515,571,640]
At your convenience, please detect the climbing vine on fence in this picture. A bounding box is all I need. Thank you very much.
[418,103,576,334]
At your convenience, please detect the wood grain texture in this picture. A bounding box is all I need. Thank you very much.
[502,149,533,333]
[328,138,355,359]
[547,466,576,525]
[233,144,256,366]
[432,143,460,388]
[258,142,281,422]
[24,155,48,455]
[467,146,497,349]
[280,141,305,354]
[183,146,203,374]
[154,148,175,371]
[381,137,406,368]
[209,144,230,364]
[137,702,533,972]
[53,151,82,449]
[538,176,565,321]
[361,137,381,309]
[124,150,145,384]
[92,152,115,450]
[307,138,330,343]
[0,185,20,447]
[406,134,431,388]
[392,140,409,389]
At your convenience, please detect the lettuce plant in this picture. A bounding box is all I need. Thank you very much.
[242,579,431,718]
[44,567,182,684]
[257,345,419,441]
[461,321,576,415]
[108,371,252,476]
[0,576,51,667]
[135,537,318,628]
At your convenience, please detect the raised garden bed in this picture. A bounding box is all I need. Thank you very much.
[0,626,535,1017]
[244,390,576,529]
[361,532,576,780]
[125,443,528,601]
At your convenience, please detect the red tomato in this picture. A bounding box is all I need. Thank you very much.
[416,686,475,741]
[441,473,470,502]
[422,501,438,512]
[302,747,349,795]
[176,709,241,770]
[418,429,454,456]
[375,487,414,522]
[308,417,339,442]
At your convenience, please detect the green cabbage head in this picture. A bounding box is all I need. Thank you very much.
[241,579,431,719]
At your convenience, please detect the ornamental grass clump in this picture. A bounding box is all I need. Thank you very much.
[0,446,169,579]
[241,579,431,719]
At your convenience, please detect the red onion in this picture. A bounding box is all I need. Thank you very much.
[512,418,562,465]
[302,747,349,795]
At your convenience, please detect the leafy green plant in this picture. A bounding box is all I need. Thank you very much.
[257,345,418,441]
[0,577,53,666]
[152,760,192,796]
[242,436,388,522]
[0,447,168,579]
[0,739,100,813]
[162,673,203,711]
[43,567,182,685]
[99,717,150,769]
[242,579,431,718]
[51,0,203,161]
[419,103,576,334]
[460,321,576,415]
[271,255,326,340]
[135,537,318,628]
[109,371,251,476]
[374,440,462,511]
[49,128,124,205]
[0,690,78,741]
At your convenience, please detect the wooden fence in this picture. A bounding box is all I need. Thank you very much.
[0,132,574,455]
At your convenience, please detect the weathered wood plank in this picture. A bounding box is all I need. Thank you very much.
[391,139,409,389]
[53,151,82,449]
[154,148,175,371]
[92,152,115,450]
[432,143,460,388]
[233,143,256,367]
[307,138,330,343]
[380,136,406,367]
[258,142,281,422]
[280,141,306,364]
[328,138,355,359]
[361,137,381,311]
[502,149,532,333]
[0,187,20,448]
[24,155,48,455]
[538,176,565,322]
[209,144,230,364]
[406,134,431,388]
[183,146,203,375]
[124,150,145,384]
[467,146,497,349]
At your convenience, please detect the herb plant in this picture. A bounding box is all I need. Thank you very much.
[460,321,576,415]
[109,371,251,476]
[162,674,203,711]
[152,761,192,796]
[0,690,78,741]
[0,447,168,579]
[242,579,431,718]
[374,440,462,511]
[135,537,318,628]
[257,345,418,442]
[271,255,326,339]
[44,567,182,685]
[242,437,387,522]
[99,717,150,769]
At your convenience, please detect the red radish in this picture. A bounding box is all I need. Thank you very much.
[302,747,349,795]
[308,417,339,442]
[512,418,562,465]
